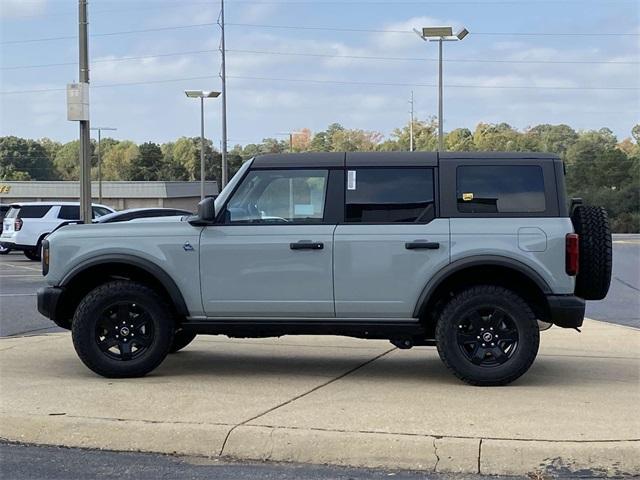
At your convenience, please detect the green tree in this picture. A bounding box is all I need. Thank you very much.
[445,128,475,151]
[54,140,96,180]
[101,141,139,180]
[129,142,163,181]
[0,136,58,180]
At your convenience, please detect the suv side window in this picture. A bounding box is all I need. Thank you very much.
[345,168,435,223]
[58,206,80,220]
[457,165,545,214]
[16,205,52,218]
[225,169,328,224]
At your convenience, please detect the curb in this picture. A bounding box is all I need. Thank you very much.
[2,415,638,476]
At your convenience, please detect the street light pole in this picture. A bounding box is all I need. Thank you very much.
[415,26,468,152]
[277,131,304,153]
[219,0,229,188]
[185,90,221,200]
[90,126,117,204]
[409,90,414,152]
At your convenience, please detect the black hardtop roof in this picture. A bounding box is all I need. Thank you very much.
[251,151,559,168]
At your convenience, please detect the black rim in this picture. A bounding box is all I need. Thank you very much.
[95,302,155,361]
[456,306,519,367]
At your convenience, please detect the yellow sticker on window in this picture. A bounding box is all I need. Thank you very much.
[462,192,474,201]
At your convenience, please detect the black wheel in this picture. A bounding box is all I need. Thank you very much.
[169,330,197,353]
[435,285,540,386]
[23,248,40,261]
[71,280,174,378]
[571,205,612,300]
[0,244,9,255]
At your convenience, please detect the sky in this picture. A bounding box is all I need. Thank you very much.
[0,0,639,147]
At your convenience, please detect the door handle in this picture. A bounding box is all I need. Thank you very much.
[290,240,324,250]
[405,240,440,250]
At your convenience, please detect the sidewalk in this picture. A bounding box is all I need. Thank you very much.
[1,319,638,477]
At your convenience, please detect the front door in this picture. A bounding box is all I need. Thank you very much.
[200,168,335,317]
[333,165,450,318]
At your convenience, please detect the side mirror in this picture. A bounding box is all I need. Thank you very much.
[197,197,216,223]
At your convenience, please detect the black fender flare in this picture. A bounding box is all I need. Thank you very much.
[60,254,189,317]
[413,255,552,317]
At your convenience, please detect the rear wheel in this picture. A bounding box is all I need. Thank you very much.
[23,248,40,261]
[71,280,174,378]
[435,285,539,386]
[0,244,9,254]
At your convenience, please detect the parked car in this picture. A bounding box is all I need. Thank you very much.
[1,202,114,260]
[37,152,612,385]
[95,208,192,224]
[0,204,10,254]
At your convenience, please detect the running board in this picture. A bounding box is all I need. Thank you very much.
[181,317,428,341]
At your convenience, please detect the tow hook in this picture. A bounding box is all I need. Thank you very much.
[390,338,413,349]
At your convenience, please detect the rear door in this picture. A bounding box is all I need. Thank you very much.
[333,153,450,318]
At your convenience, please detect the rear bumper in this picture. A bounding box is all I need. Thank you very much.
[547,294,585,328]
[37,286,69,329]
[0,241,34,251]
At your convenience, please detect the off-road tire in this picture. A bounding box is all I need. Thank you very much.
[71,280,174,378]
[169,330,197,353]
[435,285,540,386]
[571,205,612,300]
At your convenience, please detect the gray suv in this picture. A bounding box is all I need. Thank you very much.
[37,152,612,385]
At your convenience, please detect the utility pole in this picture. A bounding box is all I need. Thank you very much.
[91,127,117,204]
[438,38,443,152]
[219,0,229,188]
[409,90,414,152]
[78,0,92,223]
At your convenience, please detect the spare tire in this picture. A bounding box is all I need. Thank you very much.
[571,205,612,300]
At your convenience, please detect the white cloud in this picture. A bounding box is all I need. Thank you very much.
[0,0,47,18]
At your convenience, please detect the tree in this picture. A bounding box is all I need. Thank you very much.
[0,136,58,180]
[473,123,521,151]
[129,142,163,181]
[54,140,96,181]
[524,124,578,156]
[445,128,475,151]
[101,141,139,180]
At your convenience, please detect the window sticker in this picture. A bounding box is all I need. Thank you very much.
[462,192,474,201]
[294,204,314,216]
[347,170,356,190]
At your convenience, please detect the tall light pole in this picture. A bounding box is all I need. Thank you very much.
[415,26,468,151]
[185,90,221,200]
[409,90,414,152]
[90,126,116,204]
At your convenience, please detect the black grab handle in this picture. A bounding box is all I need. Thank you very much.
[290,241,324,250]
[405,241,440,250]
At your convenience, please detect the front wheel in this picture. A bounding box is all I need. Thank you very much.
[71,280,174,378]
[435,285,539,386]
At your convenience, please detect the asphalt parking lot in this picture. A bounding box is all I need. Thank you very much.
[1,234,638,338]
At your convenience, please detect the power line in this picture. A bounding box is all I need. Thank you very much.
[3,21,639,45]
[2,74,638,96]
[224,22,640,36]
[0,23,217,46]
[4,47,637,71]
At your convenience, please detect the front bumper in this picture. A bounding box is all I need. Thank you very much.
[547,294,585,328]
[37,286,69,329]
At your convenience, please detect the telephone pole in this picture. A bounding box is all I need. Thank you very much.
[409,90,414,152]
[78,0,92,223]
[219,0,229,188]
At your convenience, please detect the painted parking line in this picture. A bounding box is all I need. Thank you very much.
[0,274,43,278]
[0,264,41,272]
[0,293,36,297]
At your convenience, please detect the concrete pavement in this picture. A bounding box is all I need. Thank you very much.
[1,319,638,477]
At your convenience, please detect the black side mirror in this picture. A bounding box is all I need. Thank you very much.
[197,197,216,223]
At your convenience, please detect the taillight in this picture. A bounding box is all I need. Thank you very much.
[42,240,49,276]
[566,233,579,276]
[14,218,23,231]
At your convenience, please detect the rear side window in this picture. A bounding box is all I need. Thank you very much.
[14,205,52,218]
[92,207,112,218]
[58,206,80,220]
[345,168,435,223]
[457,166,545,214]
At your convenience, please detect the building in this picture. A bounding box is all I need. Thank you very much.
[0,181,219,211]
